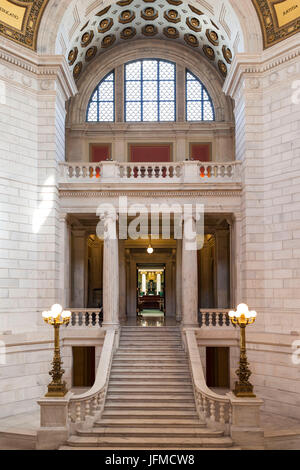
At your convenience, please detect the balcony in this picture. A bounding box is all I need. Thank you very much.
[59,161,242,189]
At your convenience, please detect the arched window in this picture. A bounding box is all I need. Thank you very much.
[186,71,215,121]
[125,59,176,122]
[86,71,115,122]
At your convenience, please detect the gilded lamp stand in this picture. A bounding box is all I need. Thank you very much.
[229,304,257,398]
[42,304,71,397]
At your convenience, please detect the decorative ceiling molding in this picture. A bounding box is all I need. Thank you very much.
[67,0,233,81]
[0,0,49,50]
[252,0,300,49]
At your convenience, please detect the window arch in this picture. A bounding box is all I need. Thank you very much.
[186,70,215,121]
[124,59,176,122]
[86,71,115,122]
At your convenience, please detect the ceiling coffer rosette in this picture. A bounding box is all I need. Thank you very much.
[67,0,233,81]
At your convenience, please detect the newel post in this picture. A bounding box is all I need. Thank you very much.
[228,392,264,449]
[36,392,72,450]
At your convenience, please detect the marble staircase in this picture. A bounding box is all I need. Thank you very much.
[62,326,237,450]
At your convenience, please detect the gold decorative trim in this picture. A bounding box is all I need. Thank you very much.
[184,33,199,47]
[85,46,97,62]
[119,9,135,24]
[222,45,233,64]
[101,34,116,48]
[203,44,215,60]
[206,29,219,46]
[0,0,50,50]
[98,18,113,34]
[163,26,179,39]
[186,17,202,32]
[218,60,227,78]
[68,47,78,66]
[188,4,204,15]
[164,9,181,23]
[120,26,136,40]
[96,6,111,17]
[142,24,158,36]
[141,7,158,21]
[81,30,94,48]
[252,0,300,49]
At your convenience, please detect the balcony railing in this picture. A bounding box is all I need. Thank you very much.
[59,161,241,185]
[65,309,103,327]
[198,309,232,328]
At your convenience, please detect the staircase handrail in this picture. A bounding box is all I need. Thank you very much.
[68,328,116,426]
[185,329,232,432]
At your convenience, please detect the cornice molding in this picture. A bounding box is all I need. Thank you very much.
[59,190,242,198]
[223,34,300,97]
[0,41,77,98]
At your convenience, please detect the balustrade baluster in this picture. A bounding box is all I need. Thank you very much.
[220,404,225,424]
[210,401,216,421]
[75,403,81,423]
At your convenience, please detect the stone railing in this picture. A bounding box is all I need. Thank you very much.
[59,160,241,185]
[68,328,116,428]
[66,309,103,328]
[185,329,232,434]
[198,309,232,328]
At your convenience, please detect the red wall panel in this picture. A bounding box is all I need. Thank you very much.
[190,143,211,162]
[130,144,171,162]
[90,144,111,162]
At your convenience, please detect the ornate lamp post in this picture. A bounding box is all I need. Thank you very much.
[229,303,257,398]
[42,304,71,397]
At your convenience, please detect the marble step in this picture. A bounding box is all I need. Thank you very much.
[65,435,234,449]
[108,380,193,386]
[109,373,191,379]
[116,347,184,353]
[106,394,194,402]
[114,352,186,357]
[104,402,196,410]
[112,360,188,366]
[121,327,180,331]
[107,387,194,393]
[111,361,189,374]
[102,409,199,418]
[76,427,222,438]
[94,418,203,427]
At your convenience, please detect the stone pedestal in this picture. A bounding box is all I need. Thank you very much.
[36,392,71,450]
[228,392,264,450]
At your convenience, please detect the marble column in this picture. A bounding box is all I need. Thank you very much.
[72,229,87,308]
[181,218,198,327]
[59,213,71,308]
[215,229,230,308]
[176,240,182,322]
[103,214,119,327]
[232,214,242,306]
[119,239,126,323]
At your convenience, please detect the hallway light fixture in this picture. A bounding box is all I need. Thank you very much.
[147,244,154,254]
[229,303,257,398]
[42,304,71,397]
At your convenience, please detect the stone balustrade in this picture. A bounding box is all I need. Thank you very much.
[198,309,232,328]
[66,309,103,327]
[59,160,242,185]
[67,329,116,427]
[185,329,232,433]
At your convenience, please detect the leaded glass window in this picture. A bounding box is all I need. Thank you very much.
[125,60,176,122]
[86,72,115,122]
[186,70,215,121]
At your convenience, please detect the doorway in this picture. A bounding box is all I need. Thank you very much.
[206,347,230,389]
[136,264,165,326]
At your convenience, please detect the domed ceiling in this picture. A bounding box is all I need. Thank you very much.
[67,0,233,81]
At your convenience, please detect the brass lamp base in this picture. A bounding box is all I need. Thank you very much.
[45,382,68,398]
[234,381,256,398]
